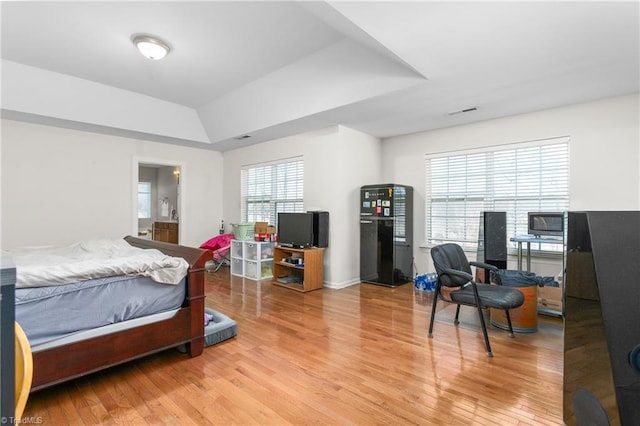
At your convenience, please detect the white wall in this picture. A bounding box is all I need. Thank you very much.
[222,125,381,287]
[1,119,223,249]
[381,93,640,275]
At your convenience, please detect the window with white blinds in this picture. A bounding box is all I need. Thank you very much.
[241,157,304,226]
[425,137,569,251]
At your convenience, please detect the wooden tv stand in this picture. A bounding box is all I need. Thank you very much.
[272,246,324,292]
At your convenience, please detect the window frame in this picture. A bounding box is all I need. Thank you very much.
[241,157,304,227]
[137,181,152,219]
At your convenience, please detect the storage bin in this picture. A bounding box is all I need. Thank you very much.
[244,260,257,279]
[261,260,273,279]
[489,270,539,333]
[230,258,243,276]
[245,242,258,260]
[231,240,243,258]
[232,223,255,241]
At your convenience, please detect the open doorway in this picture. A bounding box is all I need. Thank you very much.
[133,158,185,244]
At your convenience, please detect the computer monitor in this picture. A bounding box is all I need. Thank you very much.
[528,212,564,237]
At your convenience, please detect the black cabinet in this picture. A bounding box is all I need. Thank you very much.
[564,211,640,425]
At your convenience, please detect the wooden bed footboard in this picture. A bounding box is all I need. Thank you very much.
[30,236,212,392]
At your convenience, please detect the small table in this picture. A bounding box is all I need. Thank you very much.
[511,235,564,271]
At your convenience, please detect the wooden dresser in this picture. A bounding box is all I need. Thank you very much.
[153,221,179,244]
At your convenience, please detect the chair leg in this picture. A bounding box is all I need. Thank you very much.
[504,310,515,338]
[454,305,461,325]
[428,292,438,338]
[475,305,493,357]
[212,260,224,272]
[207,252,230,273]
[206,259,223,273]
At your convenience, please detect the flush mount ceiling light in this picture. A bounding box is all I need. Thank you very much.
[132,35,170,60]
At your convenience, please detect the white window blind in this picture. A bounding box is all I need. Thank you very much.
[241,157,304,226]
[425,137,569,251]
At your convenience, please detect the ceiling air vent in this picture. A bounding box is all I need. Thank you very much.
[234,135,251,140]
[447,107,478,116]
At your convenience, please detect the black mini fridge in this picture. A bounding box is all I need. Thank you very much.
[360,184,413,287]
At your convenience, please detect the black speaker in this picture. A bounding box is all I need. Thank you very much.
[477,212,507,282]
[308,211,329,248]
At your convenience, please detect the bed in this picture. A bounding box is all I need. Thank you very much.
[10,236,211,392]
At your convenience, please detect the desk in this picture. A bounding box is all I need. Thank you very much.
[511,235,563,272]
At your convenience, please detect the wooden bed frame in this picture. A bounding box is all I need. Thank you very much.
[30,236,212,392]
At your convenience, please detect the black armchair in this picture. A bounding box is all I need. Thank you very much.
[428,243,525,356]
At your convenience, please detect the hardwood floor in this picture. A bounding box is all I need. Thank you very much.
[22,267,564,425]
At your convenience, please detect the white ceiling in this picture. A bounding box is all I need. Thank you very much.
[1,1,638,151]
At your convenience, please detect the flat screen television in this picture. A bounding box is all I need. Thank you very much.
[528,212,564,237]
[277,212,314,248]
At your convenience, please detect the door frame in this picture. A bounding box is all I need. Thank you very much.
[132,156,186,244]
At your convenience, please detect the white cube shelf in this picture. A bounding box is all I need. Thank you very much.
[230,240,274,280]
